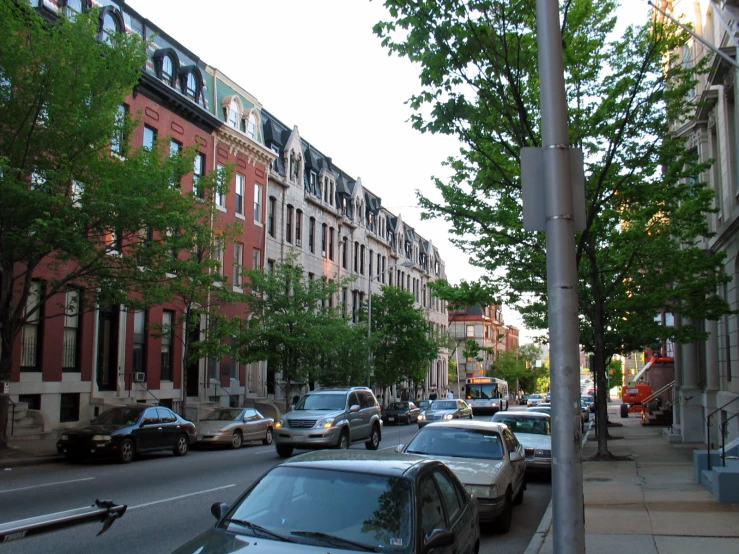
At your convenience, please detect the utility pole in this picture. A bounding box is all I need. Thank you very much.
[520,2,586,552]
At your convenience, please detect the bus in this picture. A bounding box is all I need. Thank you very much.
[464,377,509,414]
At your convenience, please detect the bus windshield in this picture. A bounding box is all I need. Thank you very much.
[466,383,499,400]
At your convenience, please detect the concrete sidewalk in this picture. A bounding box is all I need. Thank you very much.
[526,403,739,554]
[0,436,63,469]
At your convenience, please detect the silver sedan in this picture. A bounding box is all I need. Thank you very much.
[196,408,274,449]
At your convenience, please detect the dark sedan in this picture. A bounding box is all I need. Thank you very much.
[56,405,196,464]
[173,450,480,554]
[417,399,473,428]
[382,401,421,425]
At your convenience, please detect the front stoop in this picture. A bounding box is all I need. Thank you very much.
[694,439,739,503]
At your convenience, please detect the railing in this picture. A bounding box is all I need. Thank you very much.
[212,381,239,408]
[641,380,675,406]
[720,410,739,468]
[8,397,15,437]
[640,381,675,424]
[706,395,739,470]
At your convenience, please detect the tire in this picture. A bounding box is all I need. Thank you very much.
[174,434,189,457]
[513,482,525,506]
[262,427,273,445]
[336,429,349,450]
[231,430,243,449]
[117,438,135,464]
[620,404,629,418]
[365,425,380,450]
[276,445,293,458]
[493,491,513,534]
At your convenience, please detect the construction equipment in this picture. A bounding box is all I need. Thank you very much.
[620,354,674,418]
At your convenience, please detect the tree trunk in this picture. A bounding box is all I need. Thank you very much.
[0,329,14,448]
[593,342,610,456]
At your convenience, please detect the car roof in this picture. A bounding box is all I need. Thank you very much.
[493,411,550,419]
[421,420,509,433]
[306,387,369,395]
[281,449,439,478]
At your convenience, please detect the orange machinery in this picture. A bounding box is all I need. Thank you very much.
[620,354,674,418]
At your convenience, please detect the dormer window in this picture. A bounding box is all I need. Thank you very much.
[247,112,257,139]
[227,98,239,128]
[180,66,205,105]
[64,0,86,18]
[186,73,197,100]
[161,56,174,85]
[99,7,122,45]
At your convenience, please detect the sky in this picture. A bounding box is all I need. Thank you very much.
[125,0,652,344]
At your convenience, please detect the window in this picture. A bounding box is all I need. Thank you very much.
[270,144,280,172]
[233,242,244,287]
[329,227,335,261]
[286,206,293,243]
[185,73,198,100]
[71,181,84,207]
[21,282,42,370]
[321,224,327,257]
[419,475,445,536]
[382,257,386,283]
[360,245,365,275]
[247,112,257,139]
[342,238,348,269]
[227,98,239,128]
[132,310,146,378]
[213,239,224,275]
[193,152,205,198]
[433,470,463,522]
[64,0,84,19]
[235,174,244,215]
[143,126,156,151]
[254,183,263,223]
[111,104,127,155]
[310,171,317,195]
[161,55,174,85]
[295,210,303,246]
[216,164,226,209]
[369,249,374,276]
[100,10,120,44]
[63,289,80,371]
[354,242,359,272]
[161,311,174,381]
[169,140,182,187]
[59,393,80,423]
[268,196,276,236]
[466,325,475,338]
[252,248,261,270]
[309,217,315,253]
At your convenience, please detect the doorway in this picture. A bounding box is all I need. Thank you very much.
[96,306,119,391]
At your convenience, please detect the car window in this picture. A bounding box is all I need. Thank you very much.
[361,392,376,409]
[433,469,463,522]
[298,394,346,411]
[503,429,518,453]
[142,408,160,425]
[156,408,177,423]
[347,392,360,409]
[457,401,466,410]
[406,426,504,460]
[243,408,258,420]
[419,474,445,536]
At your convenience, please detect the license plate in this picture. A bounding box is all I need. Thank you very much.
[388,417,395,421]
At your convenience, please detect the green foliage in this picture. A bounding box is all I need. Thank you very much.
[368,285,439,390]
[491,345,546,393]
[607,359,624,390]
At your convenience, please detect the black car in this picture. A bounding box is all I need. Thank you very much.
[382,401,422,425]
[173,450,480,554]
[56,405,196,464]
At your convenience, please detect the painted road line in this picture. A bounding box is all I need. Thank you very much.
[0,477,95,494]
[128,484,237,511]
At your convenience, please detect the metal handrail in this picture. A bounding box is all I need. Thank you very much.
[212,381,239,408]
[641,381,675,406]
[720,410,739,468]
[8,397,16,436]
[707,395,739,470]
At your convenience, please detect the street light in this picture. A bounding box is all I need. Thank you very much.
[367,260,415,392]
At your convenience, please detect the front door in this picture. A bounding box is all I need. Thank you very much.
[96,306,119,391]
[186,324,200,397]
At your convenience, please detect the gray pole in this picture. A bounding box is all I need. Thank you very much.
[536,1,585,553]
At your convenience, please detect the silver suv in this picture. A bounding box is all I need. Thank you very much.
[274,387,383,458]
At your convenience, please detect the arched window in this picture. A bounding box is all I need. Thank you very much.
[247,112,257,139]
[99,8,122,45]
[161,56,174,84]
[186,73,198,100]
[228,98,239,128]
[64,0,85,18]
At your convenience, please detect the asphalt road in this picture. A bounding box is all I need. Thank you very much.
[0,418,553,553]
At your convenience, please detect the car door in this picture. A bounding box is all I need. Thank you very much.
[157,407,182,449]
[433,467,478,554]
[503,428,526,495]
[360,391,376,435]
[347,392,364,440]
[133,408,162,451]
[458,400,471,419]
[408,401,419,422]
[242,408,264,441]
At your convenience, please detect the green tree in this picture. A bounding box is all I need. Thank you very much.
[235,255,356,412]
[375,0,730,458]
[369,285,439,397]
[0,3,208,444]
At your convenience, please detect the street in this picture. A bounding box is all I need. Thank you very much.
[0,419,553,553]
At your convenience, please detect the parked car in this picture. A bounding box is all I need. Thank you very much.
[274,387,383,458]
[581,394,594,410]
[173,450,480,554]
[56,405,196,464]
[399,420,526,533]
[527,403,588,431]
[526,393,545,407]
[416,399,432,412]
[417,399,473,428]
[196,408,274,449]
[491,411,552,474]
[519,394,530,406]
[382,401,421,425]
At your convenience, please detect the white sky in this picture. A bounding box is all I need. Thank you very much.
[125,0,652,344]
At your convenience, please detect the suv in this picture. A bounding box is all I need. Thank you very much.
[274,387,383,458]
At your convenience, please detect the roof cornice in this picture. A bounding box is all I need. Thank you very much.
[215,125,277,168]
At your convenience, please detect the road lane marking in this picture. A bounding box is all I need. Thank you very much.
[128,484,236,511]
[0,477,95,494]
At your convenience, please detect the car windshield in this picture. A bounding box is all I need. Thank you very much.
[203,409,243,421]
[295,394,347,411]
[529,394,543,400]
[223,466,413,552]
[90,407,144,426]
[406,426,504,460]
[388,403,409,411]
[428,401,457,411]
[492,415,550,435]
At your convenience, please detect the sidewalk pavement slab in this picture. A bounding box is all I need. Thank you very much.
[0,437,64,469]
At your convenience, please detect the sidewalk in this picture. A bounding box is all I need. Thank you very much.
[0,436,63,469]
[525,403,739,554]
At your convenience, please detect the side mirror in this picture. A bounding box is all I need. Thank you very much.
[349,404,360,413]
[424,529,455,552]
[211,502,229,520]
[395,444,405,453]
[510,451,524,463]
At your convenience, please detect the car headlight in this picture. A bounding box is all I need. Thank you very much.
[534,449,552,458]
[316,417,336,428]
[418,413,425,420]
[60,434,69,441]
[275,419,285,429]
[443,413,454,420]
[92,435,111,442]
[465,484,497,499]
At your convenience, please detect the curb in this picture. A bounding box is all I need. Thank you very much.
[523,499,552,554]
[0,454,65,469]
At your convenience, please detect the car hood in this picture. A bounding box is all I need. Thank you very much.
[285,409,342,420]
[411,454,504,486]
[197,421,238,433]
[384,408,410,415]
[172,529,358,554]
[62,425,127,435]
[512,433,551,450]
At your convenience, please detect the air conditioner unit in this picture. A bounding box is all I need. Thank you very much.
[133,372,146,383]
[296,239,302,246]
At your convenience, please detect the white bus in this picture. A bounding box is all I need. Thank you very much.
[464,377,509,414]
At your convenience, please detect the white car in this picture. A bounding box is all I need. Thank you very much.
[526,393,546,407]
[491,411,551,474]
[398,420,526,533]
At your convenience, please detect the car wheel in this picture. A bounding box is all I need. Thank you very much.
[262,427,273,445]
[117,438,135,464]
[493,490,513,534]
[621,404,629,418]
[231,430,243,449]
[173,434,189,457]
[276,445,293,458]
[336,429,349,450]
[513,482,525,506]
[365,425,380,450]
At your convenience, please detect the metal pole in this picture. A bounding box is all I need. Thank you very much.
[367,286,372,388]
[536,1,585,553]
